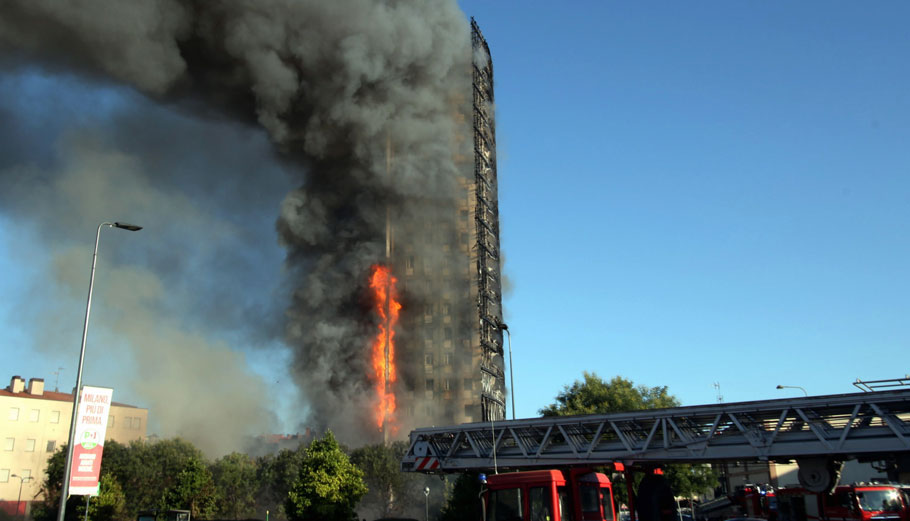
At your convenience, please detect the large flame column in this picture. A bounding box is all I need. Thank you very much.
[369,264,400,435]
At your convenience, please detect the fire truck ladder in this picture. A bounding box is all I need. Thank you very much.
[402,389,910,488]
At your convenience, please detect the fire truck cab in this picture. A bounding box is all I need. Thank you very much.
[484,469,615,521]
[777,484,910,521]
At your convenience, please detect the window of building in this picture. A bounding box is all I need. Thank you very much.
[445,353,453,365]
[0,469,9,483]
[425,379,434,391]
[29,409,39,422]
[50,411,60,424]
[46,441,56,453]
[8,408,18,421]
[124,416,132,428]
[25,439,35,452]
[424,353,434,366]
[21,469,31,480]
[464,379,473,391]
[444,379,451,391]
[131,418,142,430]
[444,327,453,340]
[3,438,13,451]
[442,302,451,315]
[108,416,114,428]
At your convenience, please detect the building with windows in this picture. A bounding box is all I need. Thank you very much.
[392,19,506,432]
[0,375,148,516]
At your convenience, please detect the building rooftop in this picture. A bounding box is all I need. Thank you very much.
[2,375,143,409]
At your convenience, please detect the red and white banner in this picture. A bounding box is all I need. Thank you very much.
[68,386,113,496]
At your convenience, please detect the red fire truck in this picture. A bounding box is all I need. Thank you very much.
[777,483,910,521]
[483,468,617,521]
[402,390,910,521]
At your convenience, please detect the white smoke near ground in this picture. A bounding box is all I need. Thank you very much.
[0,109,290,455]
[0,0,476,448]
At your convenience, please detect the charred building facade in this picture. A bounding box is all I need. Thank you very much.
[391,19,506,430]
[470,19,506,423]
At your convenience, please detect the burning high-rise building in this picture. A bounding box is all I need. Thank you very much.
[381,19,507,434]
[0,0,504,447]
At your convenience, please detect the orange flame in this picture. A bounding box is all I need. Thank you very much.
[369,264,401,433]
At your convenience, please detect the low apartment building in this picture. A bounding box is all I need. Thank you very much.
[0,375,148,516]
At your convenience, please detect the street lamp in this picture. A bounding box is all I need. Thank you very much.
[424,486,430,521]
[11,474,32,517]
[498,322,515,420]
[58,222,142,521]
[776,384,808,397]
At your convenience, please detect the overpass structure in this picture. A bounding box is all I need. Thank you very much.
[402,389,910,489]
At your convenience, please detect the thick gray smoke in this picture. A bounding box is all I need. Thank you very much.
[0,0,474,446]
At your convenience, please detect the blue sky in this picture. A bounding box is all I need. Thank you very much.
[458,1,910,416]
[1,1,909,435]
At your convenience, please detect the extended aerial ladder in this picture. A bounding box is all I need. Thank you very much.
[402,389,910,491]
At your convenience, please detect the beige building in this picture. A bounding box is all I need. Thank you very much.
[0,375,148,512]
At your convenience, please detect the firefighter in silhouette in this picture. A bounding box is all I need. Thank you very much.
[636,467,677,521]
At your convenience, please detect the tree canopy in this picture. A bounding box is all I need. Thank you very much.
[539,372,718,502]
[540,372,679,416]
[349,441,445,520]
[211,452,258,519]
[285,431,367,521]
[29,434,372,521]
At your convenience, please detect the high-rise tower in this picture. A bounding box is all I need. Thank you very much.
[470,18,506,422]
[388,18,505,436]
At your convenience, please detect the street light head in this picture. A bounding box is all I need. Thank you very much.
[776,385,784,389]
[499,322,508,331]
[113,222,142,231]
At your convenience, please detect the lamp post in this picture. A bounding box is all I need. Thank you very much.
[58,222,142,521]
[776,384,808,397]
[498,322,515,420]
[424,486,430,521]
[11,474,31,517]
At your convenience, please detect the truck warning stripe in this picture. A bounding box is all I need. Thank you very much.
[416,457,439,470]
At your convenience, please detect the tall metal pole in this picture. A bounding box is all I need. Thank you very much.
[776,384,808,397]
[498,323,515,420]
[504,329,514,420]
[424,486,430,521]
[12,474,29,517]
[58,222,141,521]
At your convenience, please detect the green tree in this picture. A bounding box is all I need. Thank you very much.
[540,373,717,503]
[102,438,207,515]
[664,464,720,501]
[540,372,679,417]
[349,441,440,519]
[30,443,77,521]
[211,452,258,519]
[438,472,483,521]
[32,443,132,521]
[165,456,216,519]
[254,444,308,520]
[285,431,367,521]
[74,474,128,521]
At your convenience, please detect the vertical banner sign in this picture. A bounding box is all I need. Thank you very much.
[68,386,113,496]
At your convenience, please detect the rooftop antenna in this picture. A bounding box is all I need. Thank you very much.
[714,382,724,403]
[54,367,64,392]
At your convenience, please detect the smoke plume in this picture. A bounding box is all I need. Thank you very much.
[0,0,475,448]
